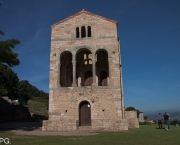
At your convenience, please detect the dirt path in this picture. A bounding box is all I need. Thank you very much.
[0,122,98,136]
[11,129,98,136]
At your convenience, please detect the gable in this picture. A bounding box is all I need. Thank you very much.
[51,9,117,27]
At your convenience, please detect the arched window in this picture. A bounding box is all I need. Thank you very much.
[76,48,92,87]
[84,71,92,86]
[76,27,79,38]
[88,26,91,37]
[81,26,86,38]
[100,71,107,86]
[96,49,109,86]
[60,51,72,87]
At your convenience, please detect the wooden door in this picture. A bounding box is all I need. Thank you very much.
[100,71,107,86]
[79,101,91,126]
[84,71,92,86]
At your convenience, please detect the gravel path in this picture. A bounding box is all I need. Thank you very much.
[0,122,98,136]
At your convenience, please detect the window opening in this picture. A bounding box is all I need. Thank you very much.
[76,27,79,38]
[81,26,86,38]
[88,26,91,37]
[84,71,92,86]
[100,71,107,86]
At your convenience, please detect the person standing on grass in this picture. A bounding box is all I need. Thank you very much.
[157,113,163,129]
[163,112,169,130]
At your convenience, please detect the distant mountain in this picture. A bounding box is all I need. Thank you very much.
[145,111,180,121]
[144,109,179,115]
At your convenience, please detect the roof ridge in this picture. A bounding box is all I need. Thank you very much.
[51,9,117,27]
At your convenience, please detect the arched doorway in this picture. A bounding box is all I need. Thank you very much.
[79,101,91,126]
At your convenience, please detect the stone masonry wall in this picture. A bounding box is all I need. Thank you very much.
[43,10,131,132]
[51,13,118,39]
[125,111,139,128]
[49,87,123,120]
[42,87,127,131]
[50,12,121,88]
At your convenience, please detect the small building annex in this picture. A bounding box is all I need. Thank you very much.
[42,10,139,131]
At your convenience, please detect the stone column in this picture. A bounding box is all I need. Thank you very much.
[79,27,81,38]
[86,26,88,37]
[57,62,61,87]
[108,57,113,86]
[79,64,82,86]
[72,52,77,87]
[92,52,97,86]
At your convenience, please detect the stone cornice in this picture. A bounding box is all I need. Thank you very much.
[50,86,121,91]
[51,36,116,41]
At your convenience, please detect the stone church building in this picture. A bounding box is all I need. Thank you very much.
[42,10,139,131]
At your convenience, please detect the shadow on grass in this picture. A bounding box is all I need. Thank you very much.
[155,127,165,129]
[0,129,11,133]
[0,122,41,131]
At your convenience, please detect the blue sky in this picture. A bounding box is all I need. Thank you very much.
[0,0,180,113]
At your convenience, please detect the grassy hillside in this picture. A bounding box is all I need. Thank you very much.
[28,97,48,117]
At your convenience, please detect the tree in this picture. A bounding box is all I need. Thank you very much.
[17,80,32,102]
[17,80,49,102]
[144,116,148,121]
[0,9,21,96]
[0,64,19,98]
[0,85,8,95]
[0,30,20,67]
[170,120,180,125]
[125,107,136,111]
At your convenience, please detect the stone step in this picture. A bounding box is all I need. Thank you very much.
[77,126,93,133]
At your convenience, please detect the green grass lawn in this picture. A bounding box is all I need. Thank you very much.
[0,124,180,145]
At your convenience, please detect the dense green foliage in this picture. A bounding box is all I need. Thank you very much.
[125,106,136,111]
[17,80,48,102]
[0,29,20,97]
[0,30,20,67]
[0,64,19,98]
[0,5,48,120]
[0,28,48,102]
[170,120,180,125]
[1,125,180,145]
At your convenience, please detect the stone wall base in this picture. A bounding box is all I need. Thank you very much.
[42,120,77,131]
[124,111,139,128]
[92,119,128,131]
[42,119,128,131]
[126,118,139,128]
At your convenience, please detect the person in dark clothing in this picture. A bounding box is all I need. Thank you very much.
[157,113,163,129]
[163,112,169,130]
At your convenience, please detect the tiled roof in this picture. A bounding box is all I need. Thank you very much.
[51,9,117,27]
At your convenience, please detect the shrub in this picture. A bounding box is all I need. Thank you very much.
[153,120,157,124]
[170,120,180,125]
